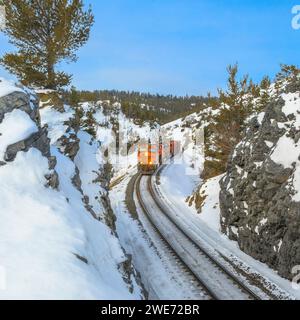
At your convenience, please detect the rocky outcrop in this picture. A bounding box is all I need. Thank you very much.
[0,91,38,123]
[220,92,300,279]
[0,83,144,299]
[4,126,50,162]
[57,133,80,161]
[0,90,59,189]
[92,162,117,230]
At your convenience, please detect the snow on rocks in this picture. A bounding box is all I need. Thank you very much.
[156,160,299,299]
[40,105,74,144]
[0,147,139,299]
[0,78,142,299]
[0,109,38,161]
[0,83,51,165]
[219,88,300,280]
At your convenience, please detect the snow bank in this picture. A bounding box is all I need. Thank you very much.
[196,175,223,231]
[0,148,136,299]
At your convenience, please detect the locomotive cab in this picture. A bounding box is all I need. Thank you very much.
[137,138,180,175]
[137,143,159,175]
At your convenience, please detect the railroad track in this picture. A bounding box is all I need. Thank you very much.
[135,174,215,300]
[135,172,262,300]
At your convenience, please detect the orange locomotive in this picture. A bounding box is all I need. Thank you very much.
[137,139,180,175]
[137,142,159,175]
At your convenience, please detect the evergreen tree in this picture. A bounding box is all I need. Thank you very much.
[260,75,271,90]
[0,0,94,89]
[254,76,271,112]
[202,64,257,179]
[68,85,80,107]
[275,64,300,93]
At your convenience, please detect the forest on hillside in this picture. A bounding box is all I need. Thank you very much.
[62,88,216,124]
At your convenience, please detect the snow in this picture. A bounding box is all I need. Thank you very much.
[0,78,23,98]
[271,93,300,202]
[34,89,55,94]
[231,226,239,236]
[147,177,251,299]
[105,85,300,299]
[0,83,143,299]
[106,111,213,299]
[257,112,265,124]
[271,135,298,168]
[278,239,283,251]
[159,158,221,233]
[0,148,140,299]
[2,75,300,299]
[255,226,260,235]
[269,93,300,202]
[196,175,223,230]
[156,159,300,299]
[282,93,300,121]
[260,218,268,226]
[74,131,105,219]
[91,103,160,178]
[265,140,273,148]
[39,106,74,144]
[110,169,206,299]
[97,125,114,147]
[0,109,38,160]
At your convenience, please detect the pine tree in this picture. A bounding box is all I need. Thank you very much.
[202,64,254,179]
[68,86,80,107]
[254,76,271,112]
[275,64,300,93]
[0,0,94,89]
[260,75,271,90]
[201,65,274,180]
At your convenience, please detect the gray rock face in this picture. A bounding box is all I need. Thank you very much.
[71,166,83,193]
[0,91,38,123]
[4,127,50,162]
[45,171,59,189]
[57,133,80,161]
[0,90,59,188]
[219,95,300,279]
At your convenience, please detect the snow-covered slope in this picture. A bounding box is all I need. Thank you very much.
[0,78,142,299]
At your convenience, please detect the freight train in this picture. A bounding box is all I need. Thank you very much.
[137,139,180,175]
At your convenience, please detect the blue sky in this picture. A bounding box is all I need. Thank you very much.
[0,0,300,95]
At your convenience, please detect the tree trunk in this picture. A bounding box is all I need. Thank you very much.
[46,61,56,90]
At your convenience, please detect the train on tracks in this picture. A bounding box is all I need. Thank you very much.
[137,139,180,175]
